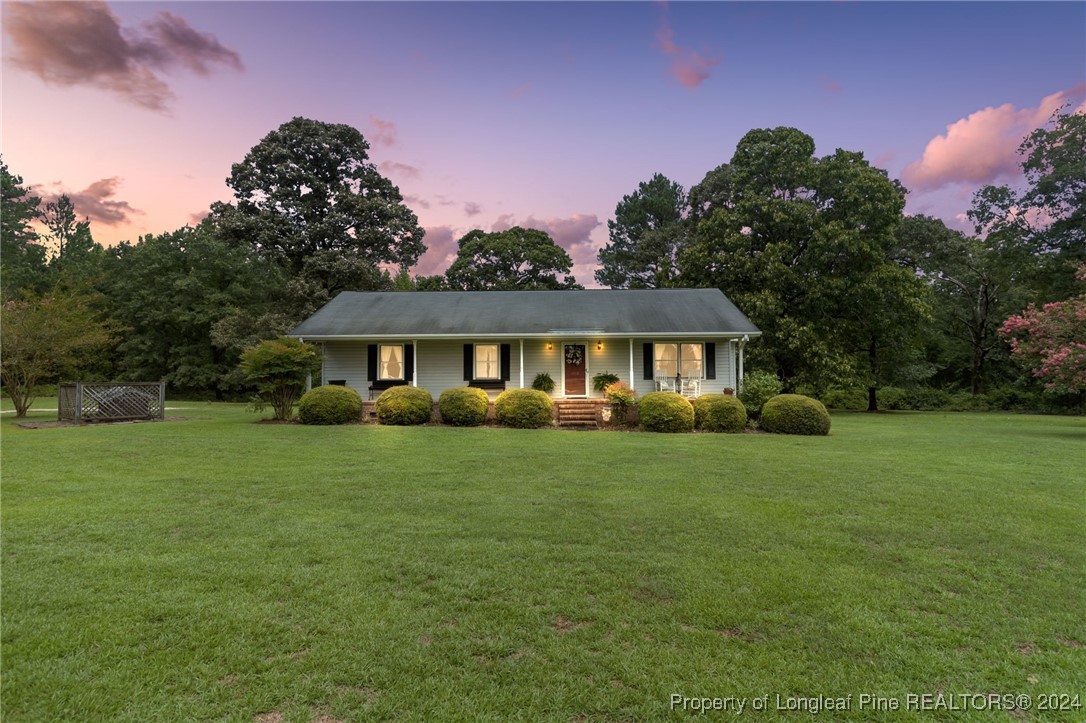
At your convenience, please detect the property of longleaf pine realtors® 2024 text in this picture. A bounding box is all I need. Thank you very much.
[669,693,1081,714]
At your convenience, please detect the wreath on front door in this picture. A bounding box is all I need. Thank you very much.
[564,346,584,366]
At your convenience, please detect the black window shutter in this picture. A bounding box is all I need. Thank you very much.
[643,343,654,380]
[367,344,378,381]
[404,344,414,382]
[705,343,716,380]
[463,344,473,381]
[500,344,511,381]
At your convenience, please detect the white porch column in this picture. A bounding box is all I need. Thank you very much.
[300,337,312,391]
[738,335,748,390]
[519,339,524,388]
[412,339,418,386]
[729,339,736,389]
[628,338,634,387]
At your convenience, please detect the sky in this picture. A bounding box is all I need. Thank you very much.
[3,1,1084,287]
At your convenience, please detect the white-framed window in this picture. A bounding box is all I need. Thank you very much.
[654,342,704,378]
[681,343,704,378]
[475,344,500,380]
[379,344,404,380]
[654,343,678,378]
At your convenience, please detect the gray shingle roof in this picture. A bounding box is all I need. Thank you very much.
[292,289,760,338]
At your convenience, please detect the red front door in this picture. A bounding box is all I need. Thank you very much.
[563,344,586,396]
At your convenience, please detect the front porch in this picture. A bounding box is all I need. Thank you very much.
[316,336,748,402]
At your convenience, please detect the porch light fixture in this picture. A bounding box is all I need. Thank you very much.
[596,341,603,351]
[546,342,553,351]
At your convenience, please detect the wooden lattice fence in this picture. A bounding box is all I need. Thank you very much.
[58,382,165,422]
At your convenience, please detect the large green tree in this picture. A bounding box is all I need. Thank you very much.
[680,127,918,392]
[687,163,734,221]
[969,108,1085,300]
[445,227,580,290]
[211,117,425,300]
[103,222,288,398]
[596,173,686,288]
[1,158,48,298]
[41,194,106,286]
[896,213,1041,395]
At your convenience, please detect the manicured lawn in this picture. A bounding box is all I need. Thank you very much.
[2,405,1084,721]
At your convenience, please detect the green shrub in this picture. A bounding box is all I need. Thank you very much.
[761,394,831,435]
[494,388,553,429]
[438,386,489,426]
[984,386,1041,411]
[878,386,953,411]
[604,381,637,426]
[693,394,747,433]
[531,372,555,393]
[821,386,868,410]
[375,385,433,425]
[738,370,783,418]
[639,391,694,433]
[298,385,363,425]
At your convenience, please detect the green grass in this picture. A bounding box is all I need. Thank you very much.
[2,405,1084,721]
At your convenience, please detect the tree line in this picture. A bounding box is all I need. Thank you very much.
[2,113,1083,413]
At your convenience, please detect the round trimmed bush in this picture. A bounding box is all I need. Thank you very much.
[298,384,363,425]
[693,394,747,433]
[494,389,553,429]
[438,386,489,427]
[760,394,831,435]
[375,385,433,425]
[638,391,694,433]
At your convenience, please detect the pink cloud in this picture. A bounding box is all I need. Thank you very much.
[378,161,420,179]
[655,2,719,89]
[368,115,398,147]
[873,150,896,168]
[903,85,1085,191]
[413,225,459,276]
[818,75,842,94]
[137,11,243,76]
[464,202,482,217]
[404,195,431,210]
[35,177,143,226]
[3,1,242,112]
[509,83,531,100]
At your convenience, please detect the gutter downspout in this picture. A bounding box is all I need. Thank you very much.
[519,339,525,389]
[628,338,634,390]
[412,339,418,386]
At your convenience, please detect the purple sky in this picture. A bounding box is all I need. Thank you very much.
[3,1,1084,286]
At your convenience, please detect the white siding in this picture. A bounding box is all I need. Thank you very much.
[415,339,522,398]
[319,336,740,400]
[321,341,368,394]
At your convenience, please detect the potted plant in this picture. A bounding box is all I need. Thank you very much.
[532,371,555,393]
[592,371,621,392]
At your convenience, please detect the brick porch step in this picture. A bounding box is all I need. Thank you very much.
[555,399,607,427]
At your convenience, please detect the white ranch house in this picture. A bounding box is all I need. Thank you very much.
[291,289,760,401]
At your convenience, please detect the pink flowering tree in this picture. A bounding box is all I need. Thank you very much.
[999,265,1086,395]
